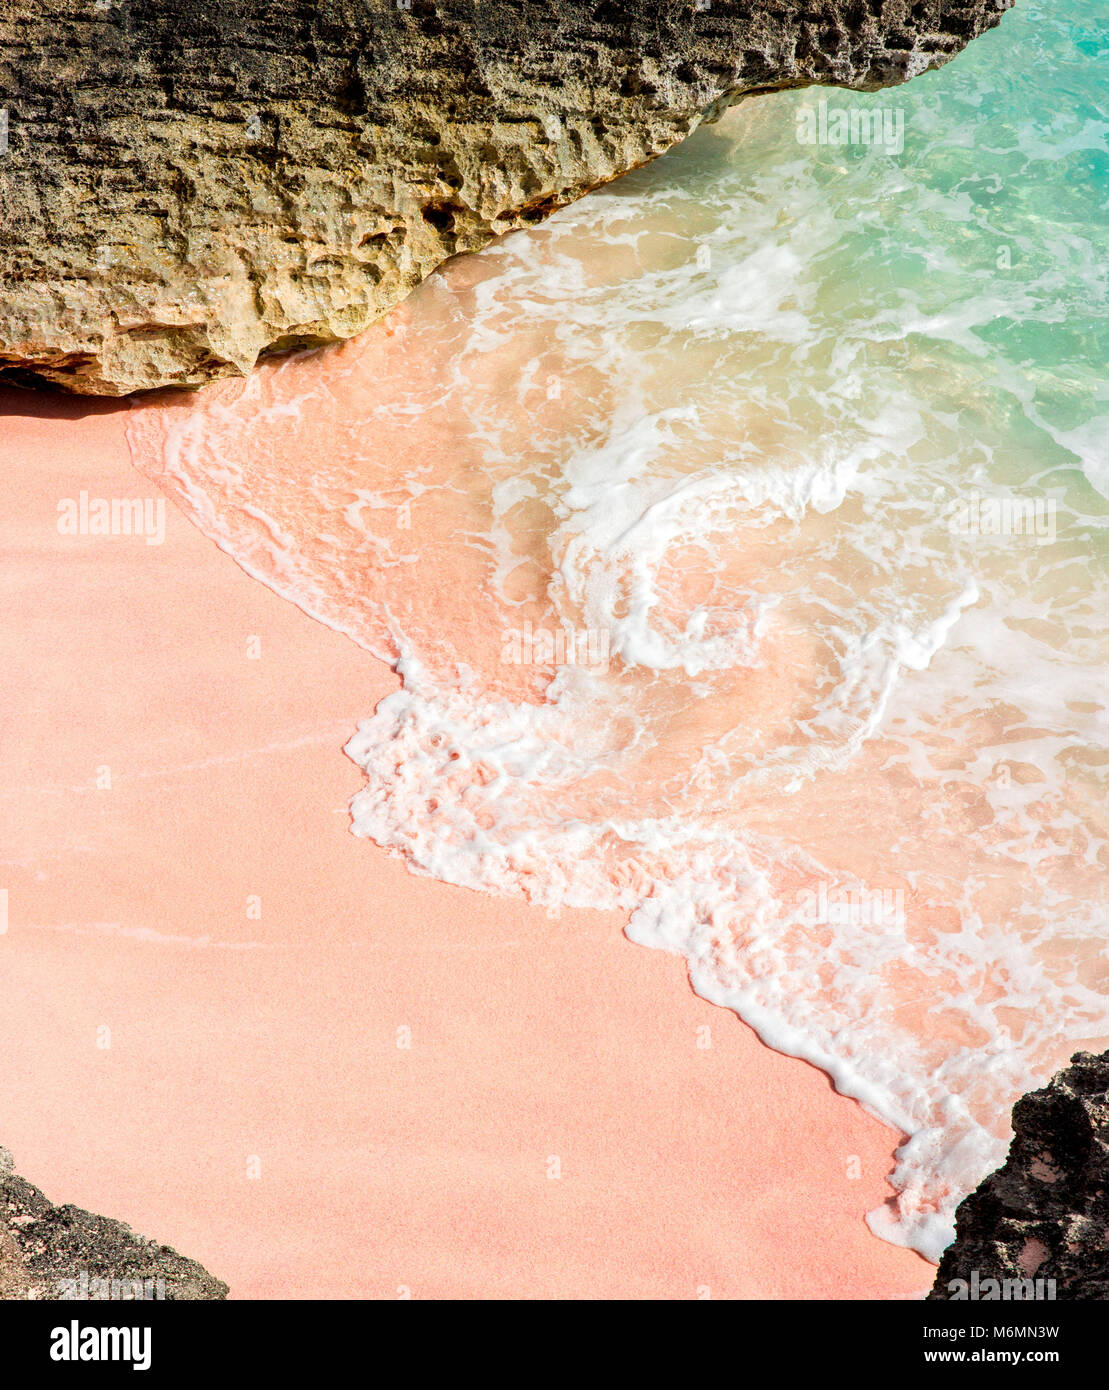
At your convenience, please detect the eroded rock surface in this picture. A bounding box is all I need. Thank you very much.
[0,0,1012,394]
[0,1145,227,1300]
[930,1051,1109,1300]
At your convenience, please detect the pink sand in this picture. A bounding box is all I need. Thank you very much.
[0,385,929,1299]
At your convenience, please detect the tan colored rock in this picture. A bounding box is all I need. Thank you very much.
[0,0,1014,394]
[0,1223,29,1300]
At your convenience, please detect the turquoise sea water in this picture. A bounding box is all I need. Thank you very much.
[620,0,1109,510]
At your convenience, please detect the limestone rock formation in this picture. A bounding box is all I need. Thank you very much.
[0,1145,227,1300]
[0,0,1012,394]
[930,1051,1109,1301]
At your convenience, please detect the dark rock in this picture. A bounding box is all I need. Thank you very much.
[0,0,1014,394]
[930,1051,1109,1300]
[0,1145,227,1300]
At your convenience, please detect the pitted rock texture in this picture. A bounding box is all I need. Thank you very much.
[0,1145,227,1300]
[930,1051,1109,1301]
[0,0,1013,394]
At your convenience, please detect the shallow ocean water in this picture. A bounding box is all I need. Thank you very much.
[127,0,1109,1260]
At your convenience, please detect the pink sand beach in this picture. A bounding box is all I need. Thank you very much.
[0,384,929,1299]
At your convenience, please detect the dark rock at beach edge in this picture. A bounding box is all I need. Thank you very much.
[929,1050,1109,1301]
[0,1145,228,1301]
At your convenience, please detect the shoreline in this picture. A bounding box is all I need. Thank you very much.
[0,384,929,1299]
